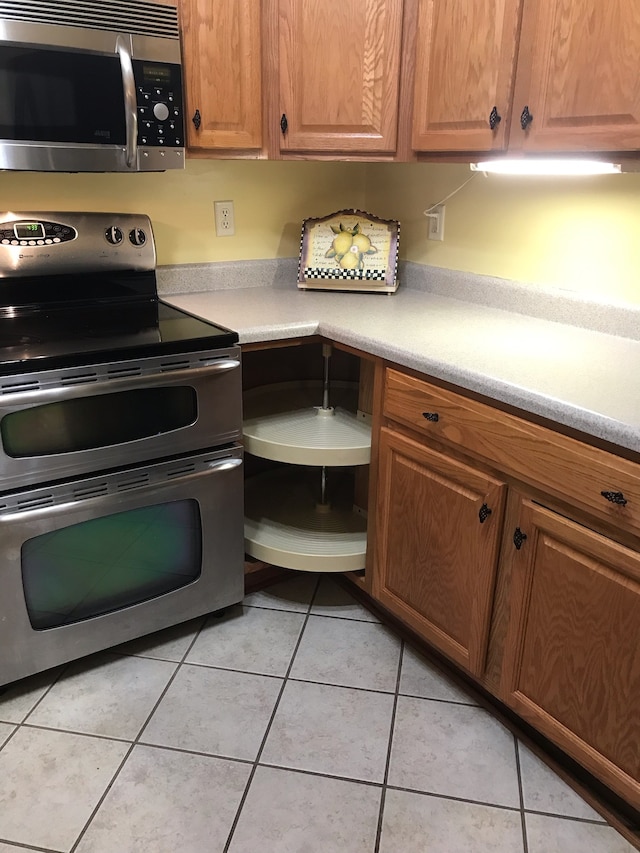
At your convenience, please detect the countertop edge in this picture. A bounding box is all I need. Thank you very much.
[164,285,640,456]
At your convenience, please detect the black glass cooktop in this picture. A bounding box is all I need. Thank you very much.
[0,271,238,376]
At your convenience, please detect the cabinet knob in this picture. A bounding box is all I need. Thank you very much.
[421,412,439,422]
[520,105,533,130]
[479,503,492,524]
[192,109,202,130]
[601,490,627,506]
[513,527,528,550]
[280,113,288,135]
[489,106,502,130]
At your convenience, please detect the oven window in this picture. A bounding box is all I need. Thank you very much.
[1,387,197,457]
[21,500,202,630]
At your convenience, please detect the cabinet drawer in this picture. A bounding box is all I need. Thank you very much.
[384,368,640,537]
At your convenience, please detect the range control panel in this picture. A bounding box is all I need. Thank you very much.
[0,220,77,247]
[0,213,156,275]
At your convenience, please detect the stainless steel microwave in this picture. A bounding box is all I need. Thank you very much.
[0,0,185,172]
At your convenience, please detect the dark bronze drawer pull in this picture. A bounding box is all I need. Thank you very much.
[513,527,527,550]
[479,503,492,524]
[601,490,627,506]
[422,412,439,422]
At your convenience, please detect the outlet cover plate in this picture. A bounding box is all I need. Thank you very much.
[214,200,235,236]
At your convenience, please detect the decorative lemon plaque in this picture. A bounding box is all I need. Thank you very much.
[297,209,399,293]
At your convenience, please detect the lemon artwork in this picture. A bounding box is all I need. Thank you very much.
[325,221,377,271]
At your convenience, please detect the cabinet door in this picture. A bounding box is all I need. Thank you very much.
[511,0,640,151]
[278,0,403,153]
[500,499,640,809]
[180,0,262,149]
[373,427,507,675]
[411,0,522,152]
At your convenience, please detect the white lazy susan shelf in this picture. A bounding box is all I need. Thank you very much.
[244,468,368,572]
[243,379,372,573]
[242,381,371,466]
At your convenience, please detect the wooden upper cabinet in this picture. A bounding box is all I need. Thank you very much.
[512,0,640,152]
[277,0,404,153]
[180,0,262,150]
[412,0,640,154]
[412,0,523,152]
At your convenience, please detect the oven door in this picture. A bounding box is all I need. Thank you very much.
[0,348,242,491]
[0,446,244,686]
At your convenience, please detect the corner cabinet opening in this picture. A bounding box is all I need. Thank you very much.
[242,340,374,581]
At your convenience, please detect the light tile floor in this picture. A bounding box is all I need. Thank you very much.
[0,574,637,853]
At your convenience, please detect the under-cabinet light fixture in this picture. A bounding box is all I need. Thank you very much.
[470,159,621,176]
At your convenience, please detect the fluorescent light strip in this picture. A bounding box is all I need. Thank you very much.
[471,159,621,176]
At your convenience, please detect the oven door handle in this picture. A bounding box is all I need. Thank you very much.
[116,35,138,169]
[0,456,243,523]
[0,359,240,406]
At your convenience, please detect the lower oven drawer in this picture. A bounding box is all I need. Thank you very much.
[0,445,244,686]
[0,346,242,492]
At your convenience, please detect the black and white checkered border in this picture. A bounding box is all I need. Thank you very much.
[303,266,387,281]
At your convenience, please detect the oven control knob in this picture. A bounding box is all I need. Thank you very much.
[105,226,124,245]
[153,102,170,122]
[129,228,147,246]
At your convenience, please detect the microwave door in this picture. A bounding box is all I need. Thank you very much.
[0,43,129,172]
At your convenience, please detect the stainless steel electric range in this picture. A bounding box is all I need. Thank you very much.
[0,211,244,686]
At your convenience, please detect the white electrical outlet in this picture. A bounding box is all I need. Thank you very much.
[427,204,445,241]
[214,200,235,236]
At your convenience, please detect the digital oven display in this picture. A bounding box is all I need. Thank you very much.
[15,222,45,240]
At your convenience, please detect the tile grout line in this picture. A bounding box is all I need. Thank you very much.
[373,638,404,853]
[2,661,71,744]
[67,603,218,853]
[514,736,530,853]
[221,574,322,853]
[0,838,60,853]
[72,646,482,709]
[244,601,380,623]
[0,837,61,853]
[0,661,75,810]
[383,784,524,815]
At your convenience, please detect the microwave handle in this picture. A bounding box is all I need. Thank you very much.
[116,36,138,169]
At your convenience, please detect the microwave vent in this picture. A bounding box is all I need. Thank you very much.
[0,1,180,40]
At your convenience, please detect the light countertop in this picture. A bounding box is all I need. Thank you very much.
[164,282,640,454]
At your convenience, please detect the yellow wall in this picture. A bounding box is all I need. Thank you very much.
[2,158,640,305]
[0,160,366,266]
[366,163,640,305]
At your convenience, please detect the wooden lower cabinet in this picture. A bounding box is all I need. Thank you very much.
[373,426,507,676]
[371,365,640,812]
[499,496,640,809]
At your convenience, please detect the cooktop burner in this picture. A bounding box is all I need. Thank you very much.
[0,212,238,375]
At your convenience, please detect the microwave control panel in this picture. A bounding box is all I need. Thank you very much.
[133,61,184,149]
